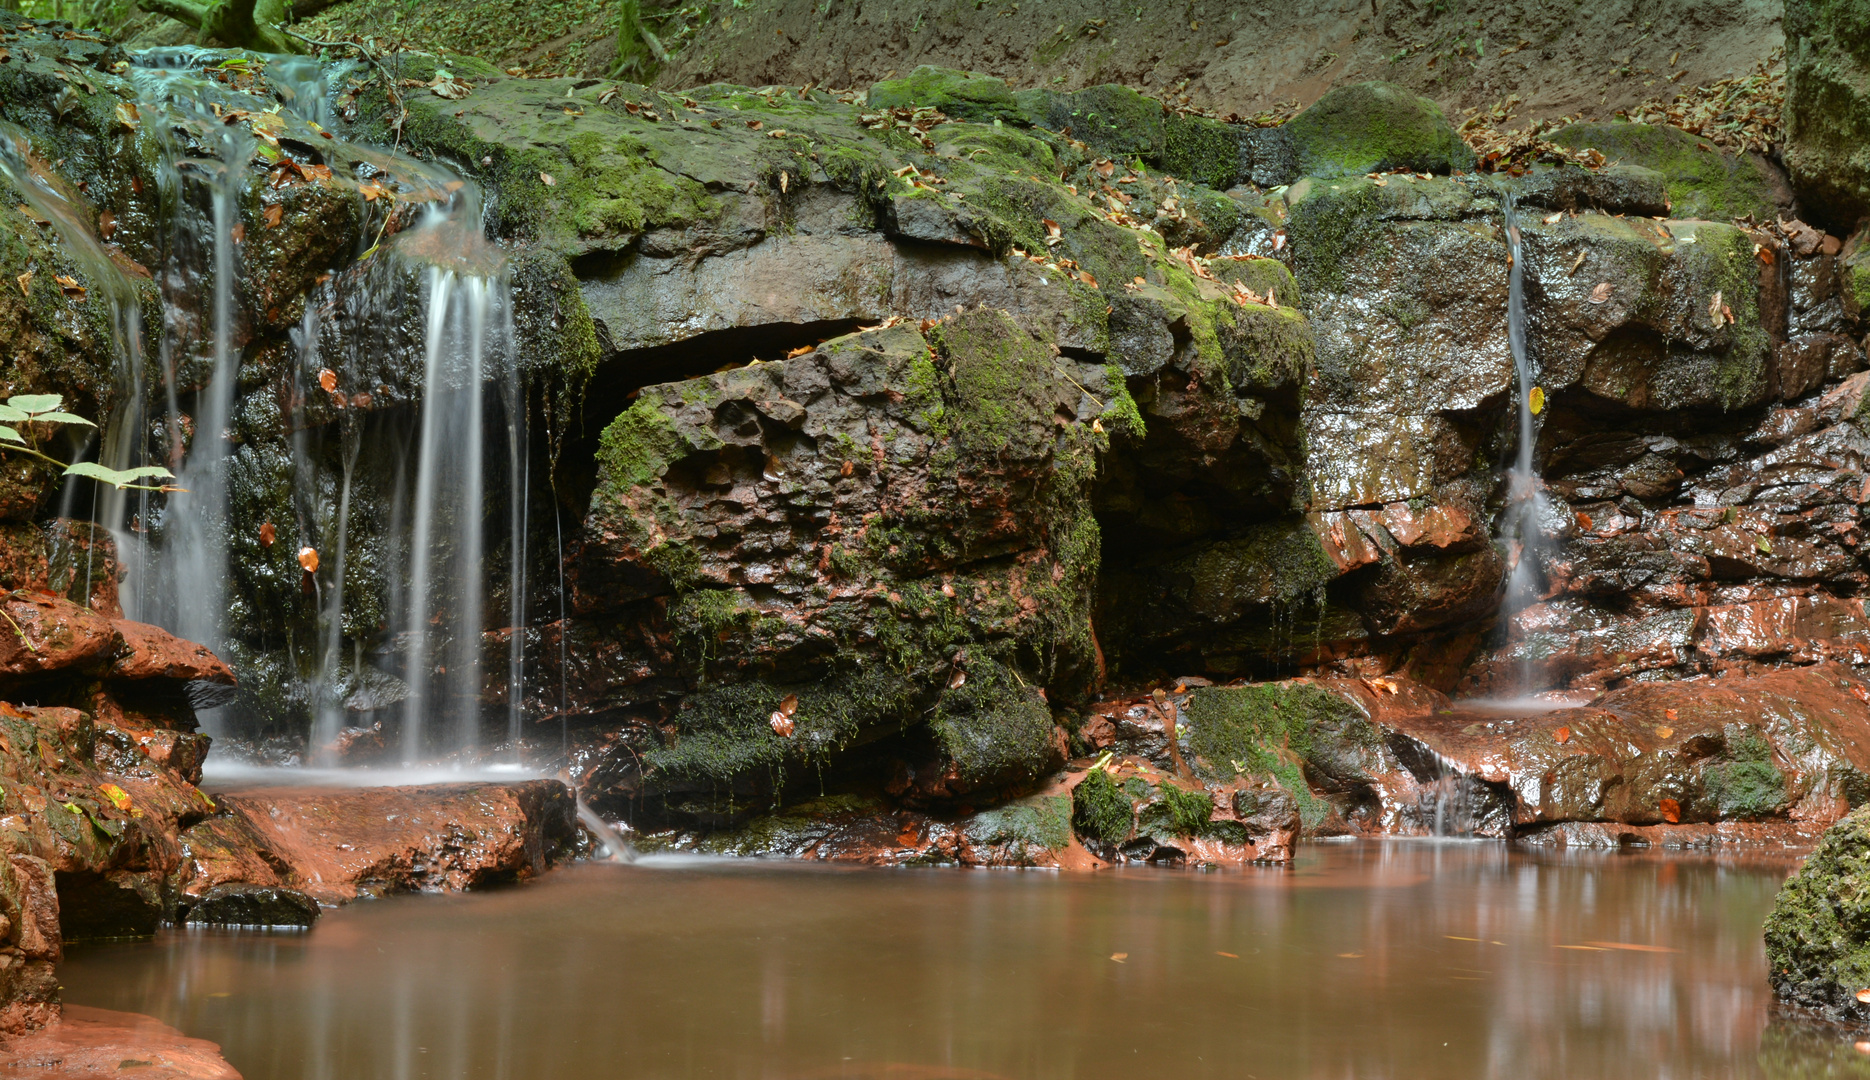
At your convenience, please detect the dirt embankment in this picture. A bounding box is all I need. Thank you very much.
[651,0,1783,127]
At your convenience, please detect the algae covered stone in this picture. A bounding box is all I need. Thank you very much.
[1784,0,1870,227]
[868,66,1022,123]
[1766,804,1870,1020]
[1283,81,1474,180]
[1545,121,1778,221]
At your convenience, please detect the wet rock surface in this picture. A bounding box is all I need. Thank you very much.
[177,781,582,905]
[0,1005,240,1079]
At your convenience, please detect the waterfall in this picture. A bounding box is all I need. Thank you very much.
[2,50,540,765]
[1498,193,1552,693]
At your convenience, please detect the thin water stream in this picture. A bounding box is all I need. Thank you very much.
[57,842,1826,1080]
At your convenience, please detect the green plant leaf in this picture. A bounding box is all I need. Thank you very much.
[6,394,62,415]
[61,462,175,488]
[29,411,93,427]
[0,405,29,423]
[0,427,22,445]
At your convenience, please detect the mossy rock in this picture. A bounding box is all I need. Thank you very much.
[868,66,1023,124]
[1072,767,1134,844]
[1545,122,1778,221]
[928,658,1062,788]
[1283,81,1474,180]
[1766,804,1870,1020]
[1016,84,1164,161]
[966,794,1072,856]
[1784,0,1870,227]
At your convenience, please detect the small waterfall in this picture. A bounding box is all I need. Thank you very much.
[1498,193,1553,693]
[1,49,540,766]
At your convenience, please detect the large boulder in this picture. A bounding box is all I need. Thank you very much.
[1282,81,1474,180]
[1767,803,1870,1020]
[1546,122,1782,221]
[1784,0,1870,228]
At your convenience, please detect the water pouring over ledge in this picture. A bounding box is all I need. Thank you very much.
[8,46,541,767]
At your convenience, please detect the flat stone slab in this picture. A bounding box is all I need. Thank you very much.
[0,1005,239,1079]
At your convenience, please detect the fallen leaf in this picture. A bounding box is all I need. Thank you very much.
[1664,709,1678,721]
[318,368,338,393]
[1660,797,1681,824]
[746,119,763,131]
[97,209,115,240]
[539,172,555,187]
[778,170,789,194]
[1855,1040,1870,1055]
[53,275,84,298]
[230,223,245,242]
[769,711,794,737]
[114,101,139,130]
[1576,511,1594,531]
[1709,290,1725,324]
[1542,211,1563,225]
[297,546,319,573]
[1553,726,1571,744]
[1109,953,1127,962]
[778,694,799,717]
[263,204,283,229]
[839,459,854,477]
[948,667,967,689]
[1528,386,1545,415]
[1656,726,1674,739]
[259,522,275,547]
[14,271,28,296]
[98,783,131,810]
[1589,282,1612,304]
[1216,951,1238,958]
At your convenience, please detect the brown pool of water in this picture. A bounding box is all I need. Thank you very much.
[55,841,1855,1079]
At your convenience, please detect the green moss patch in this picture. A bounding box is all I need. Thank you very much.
[867,66,1022,124]
[1072,767,1134,844]
[1546,122,1777,220]
[1283,81,1474,180]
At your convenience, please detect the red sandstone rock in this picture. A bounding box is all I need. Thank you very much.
[0,1005,240,1079]
[107,622,235,685]
[183,781,583,905]
[0,596,115,680]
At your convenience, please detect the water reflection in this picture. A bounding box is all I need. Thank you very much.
[56,842,1838,1079]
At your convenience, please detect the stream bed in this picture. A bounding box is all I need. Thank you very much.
[55,842,1851,1079]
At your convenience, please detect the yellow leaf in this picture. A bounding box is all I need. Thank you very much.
[540,172,555,187]
[15,271,29,296]
[99,783,131,810]
[1528,386,1545,415]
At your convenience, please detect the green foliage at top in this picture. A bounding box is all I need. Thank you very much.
[1546,121,1777,220]
[1072,767,1134,844]
[1284,81,1474,179]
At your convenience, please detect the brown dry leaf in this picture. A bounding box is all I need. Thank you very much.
[230,223,245,243]
[784,344,813,359]
[1272,229,1287,252]
[1660,797,1682,824]
[947,667,967,689]
[359,181,388,201]
[1589,282,1613,304]
[1665,708,1679,721]
[97,209,115,240]
[1109,953,1127,963]
[839,459,854,477]
[54,274,83,299]
[1656,726,1674,740]
[114,101,139,131]
[1216,951,1238,958]
[778,694,799,717]
[259,522,276,547]
[1553,726,1571,744]
[14,271,28,296]
[1542,211,1564,225]
[1857,989,1870,1004]
[768,711,794,737]
[538,173,555,187]
[262,204,283,229]
[1709,290,1725,324]
[1576,511,1594,530]
[778,170,789,194]
[746,119,763,131]
[1754,242,1775,266]
[1078,270,1098,288]
[318,368,338,393]
[297,546,319,572]
[1856,1040,1870,1054]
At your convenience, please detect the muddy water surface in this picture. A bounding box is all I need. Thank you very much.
[56,842,1851,1079]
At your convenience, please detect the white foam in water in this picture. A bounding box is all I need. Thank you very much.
[201,761,542,788]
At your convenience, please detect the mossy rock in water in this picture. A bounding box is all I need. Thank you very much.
[1180,681,1374,829]
[1545,122,1779,221]
[1283,81,1474,180]
[868,66,1023,124]
[965,794,1073,858]
[928,658,1063,789]
[1785,0,1870,228]
[1766,804,1870,1020]
[1072,768,1134,845]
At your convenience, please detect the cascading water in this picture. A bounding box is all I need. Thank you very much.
[6,48,540,766]
[1498,192,1553,694]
